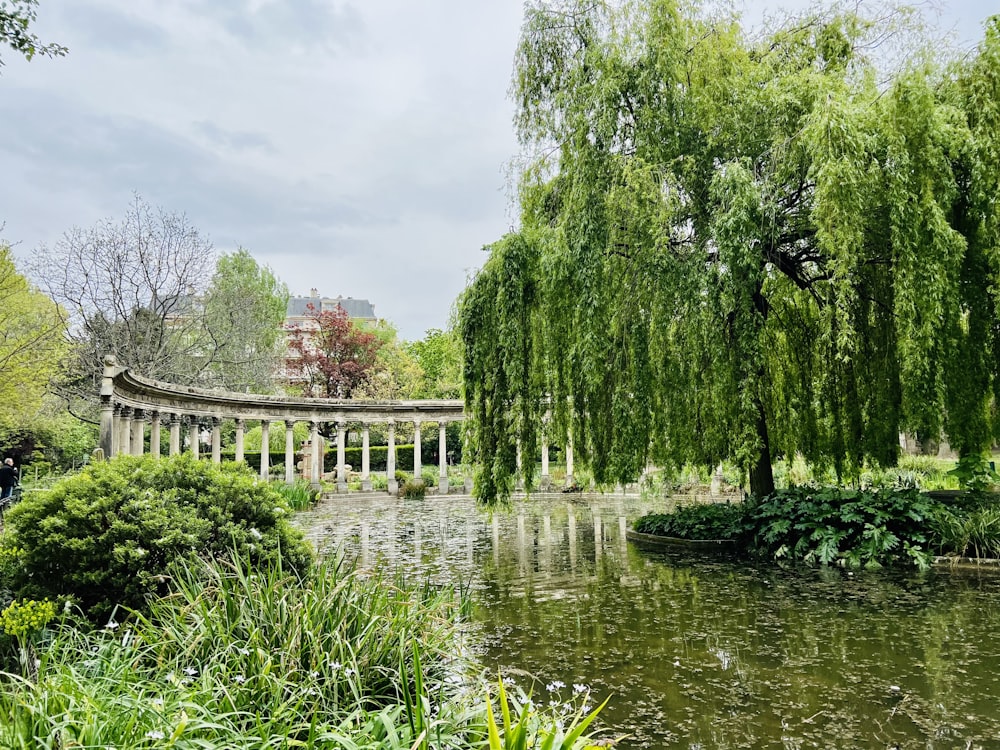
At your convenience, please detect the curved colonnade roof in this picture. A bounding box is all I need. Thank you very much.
[103,360,465,425]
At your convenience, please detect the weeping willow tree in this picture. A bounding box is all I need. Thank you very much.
[460,0,1000,505]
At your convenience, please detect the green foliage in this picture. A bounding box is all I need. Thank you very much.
[201,248,290,393]
[2,454,312,622]
[405,328,463,399]
[0,0,67,66]
[931,495,1000,559]
[460,2,1000,505]
[947,453,1000,492]
[0,555,504,748]
[745,486,943,569]
[399,478,427,499]
[270,480,320,511]
[484,675,611,750]
[0,598,55,640]
[242,420,311,452]
[353,320,425,400]
[0,246,66,433]
[634,504,745,540]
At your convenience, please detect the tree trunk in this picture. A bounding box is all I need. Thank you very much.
[748,398,775,498]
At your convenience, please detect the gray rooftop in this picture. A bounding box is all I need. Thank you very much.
[286,295,376,320]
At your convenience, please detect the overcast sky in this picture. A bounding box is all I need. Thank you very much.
[1,1,994,340]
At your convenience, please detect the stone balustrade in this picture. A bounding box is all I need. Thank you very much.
[99,356,577,493]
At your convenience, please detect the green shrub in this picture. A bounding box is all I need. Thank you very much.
[399,478,426,499]
[744,486,942,569]
[3,454,312,623]
[634,503,745,540]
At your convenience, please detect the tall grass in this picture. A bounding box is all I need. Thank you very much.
[271,479,321,510]
[0,555,611,749]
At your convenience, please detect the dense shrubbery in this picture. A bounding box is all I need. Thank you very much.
[632,486,993,569]
[634,503,744,540]
[1,454,312,622]
[744,486,941,569]
[930,493,1000,559]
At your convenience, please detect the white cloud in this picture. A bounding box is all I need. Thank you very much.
[1,0,995,341]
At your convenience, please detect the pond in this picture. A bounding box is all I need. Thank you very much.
[295,493,1000,749]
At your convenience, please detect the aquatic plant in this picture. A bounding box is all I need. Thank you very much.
[271,479,321,510]
[745,486,942,569]
[634,503,744,540]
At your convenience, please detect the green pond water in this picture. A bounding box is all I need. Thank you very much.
[296,493,1000,749]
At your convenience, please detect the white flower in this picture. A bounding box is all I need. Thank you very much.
[573,683,588,694]
[151,697,164,707]
[249,527,263,540]
[329,660,342,671]
[104,619,119,631]
[183,666,198,676]
[546,680,565,691]
[234,674,247,684]
[146,730,165,740]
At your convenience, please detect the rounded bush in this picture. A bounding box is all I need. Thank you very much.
[3,454,312,622]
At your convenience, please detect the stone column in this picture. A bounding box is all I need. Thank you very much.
[118,407,132,457]
[235,419,245,463]
[438,420,449,495]
[413,420,422,479]
[131,409,146,456]
[189,418,200,460]
[150,411,161,459]
[387,420,398,494]
[361,423,372,492]
[310,421,322,488]
[211,417,222,465]
[565,430,574,489]
[336,421,347,493]
[111,403,123,457]
[260,420,270,480]
[99,356,118,458]
[169,414,181,456]
[285,421,296,485]
[99,398,115,459]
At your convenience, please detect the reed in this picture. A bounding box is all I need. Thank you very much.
[0,555,611,748]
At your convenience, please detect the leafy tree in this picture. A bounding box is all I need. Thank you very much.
[28,198,293,415]
[285,304,382,399]
[353,320,423,401]
[406,328,462,399]
[0,244,65,434]
[201,249,289,393]
[460,1,1000,504]
[0,0,65,68]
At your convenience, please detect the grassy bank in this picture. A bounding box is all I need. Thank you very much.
[0,456,610,748]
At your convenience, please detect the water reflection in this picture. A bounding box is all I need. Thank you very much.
[296,494,1000,749]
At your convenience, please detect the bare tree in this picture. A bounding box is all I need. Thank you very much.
[28,195,217,418]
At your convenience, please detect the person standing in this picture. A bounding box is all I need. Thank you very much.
[0,458,18,500]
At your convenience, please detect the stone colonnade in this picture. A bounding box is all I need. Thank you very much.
[99,356,575,493]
